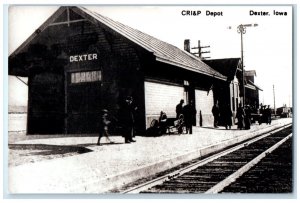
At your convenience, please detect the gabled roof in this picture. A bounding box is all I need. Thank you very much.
[203,58,241,81]
[203,58,263,91]
[9,6,226,81]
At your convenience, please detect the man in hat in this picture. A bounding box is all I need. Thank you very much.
[236,103,245,130]
[266,105,272,124]
[244,105,252,130]
[120,96,137,143]
[183,100,196,134]
[176,99,184,119]
[212,102,220,128]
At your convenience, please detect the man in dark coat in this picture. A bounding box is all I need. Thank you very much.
[120,96,137,143]
[176,99,184,119]
[244,105,252,130]
[183,100,196,134]
[212,103,220,128]
[266,105,272,124]
[223,104,233,130]
[236,103,245,130]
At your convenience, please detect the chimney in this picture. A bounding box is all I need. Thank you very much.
[184,39,190,52]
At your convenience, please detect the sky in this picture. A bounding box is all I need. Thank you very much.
[8,5,293,108]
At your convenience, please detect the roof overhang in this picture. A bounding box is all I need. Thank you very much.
[248,80,263,91]
[245,84,256,91]
[156,57,227,81]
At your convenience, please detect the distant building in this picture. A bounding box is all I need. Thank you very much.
[244,70,262,109]
[276,105,292,118]
[204,59,262,124]
[203,58,241,121]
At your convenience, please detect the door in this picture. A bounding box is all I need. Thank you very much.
[65,70,102,134]
[27,71,65,134]
[195,89,214,127]
[144,81,185,128]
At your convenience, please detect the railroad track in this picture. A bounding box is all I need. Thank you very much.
[221,137,292,193]
[122,124,292,194]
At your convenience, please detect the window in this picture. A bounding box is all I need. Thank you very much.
[184,80,189,86]
[71,70,101,84]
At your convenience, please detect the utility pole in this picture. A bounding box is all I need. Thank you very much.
[238,25,245,107]
[236,23,258,107]
[191,40,211,59]
[273,84,276,115]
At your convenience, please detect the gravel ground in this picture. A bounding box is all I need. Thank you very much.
[8,149,79,167]
[7,129,98,167]
[8,142,93,167]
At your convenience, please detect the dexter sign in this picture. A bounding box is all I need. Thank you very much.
[69,53,98,63]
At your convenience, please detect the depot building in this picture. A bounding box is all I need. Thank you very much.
[9,6,229,135]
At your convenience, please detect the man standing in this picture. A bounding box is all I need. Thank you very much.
[120,96,137,143]
[266,105,272,125]
[236,103,245,130]
[183,100,196,134]
[244,105,252,130]
[223,104,233,130]
[212,102,220,128]
[176,99,184,119]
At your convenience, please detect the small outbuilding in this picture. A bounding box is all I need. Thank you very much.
[204,58,262,125]
[244,70,263,109]
[203,58,242,119]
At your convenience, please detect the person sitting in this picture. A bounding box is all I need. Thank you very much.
[176,114,184,134]
[158,111,168,134]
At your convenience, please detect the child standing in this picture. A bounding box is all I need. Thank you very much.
[97,109,113,145]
